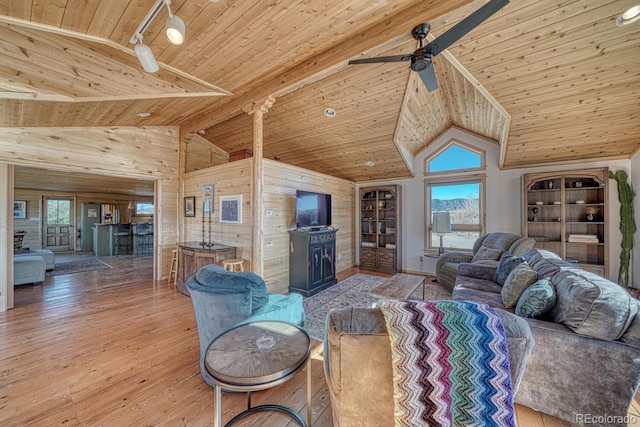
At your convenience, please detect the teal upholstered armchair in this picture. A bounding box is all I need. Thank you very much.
[436,232,535,292]
[187,264,305,386]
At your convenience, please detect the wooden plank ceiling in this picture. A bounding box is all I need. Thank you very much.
[0,0,639,189]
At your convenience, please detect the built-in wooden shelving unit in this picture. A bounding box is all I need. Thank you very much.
[522,167,608,277]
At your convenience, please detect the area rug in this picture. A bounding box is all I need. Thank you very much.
[46,258,111,277]
[302,273,451,341]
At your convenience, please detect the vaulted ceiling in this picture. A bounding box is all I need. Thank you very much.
[1,0,639,189]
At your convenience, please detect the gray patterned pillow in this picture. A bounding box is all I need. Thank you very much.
[494,252,525,286]
[515,278,555,319]
[501,262,538,308]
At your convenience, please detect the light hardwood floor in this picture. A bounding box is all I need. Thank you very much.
[1,256,637,426]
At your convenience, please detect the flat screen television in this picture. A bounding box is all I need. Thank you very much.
[296,190,332,228]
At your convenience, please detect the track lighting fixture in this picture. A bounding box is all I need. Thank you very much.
[165,14,186,45]
[129,0,186,72]
[133,35,160,73]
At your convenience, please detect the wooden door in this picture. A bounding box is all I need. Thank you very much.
[44,197,73,252]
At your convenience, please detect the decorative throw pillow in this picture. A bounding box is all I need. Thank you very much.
[472,246,504,263]
[515,278,555,319]
[501,262,538,308]
[494,252,525,286]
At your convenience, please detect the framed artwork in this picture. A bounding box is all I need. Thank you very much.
[184,196,195,217]
[202,184,214,214]
[134,201,154,216]
[220,195,242,224]
[13,201,27,219]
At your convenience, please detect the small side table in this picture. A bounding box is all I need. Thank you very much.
[205,321,312,427]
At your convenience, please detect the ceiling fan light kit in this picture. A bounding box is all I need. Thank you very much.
[349,0,509,92]
[130,0,186,72]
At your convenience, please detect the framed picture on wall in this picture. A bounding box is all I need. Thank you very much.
[13,200,27,219]
[220,195,242,224]
[184,196,195,217]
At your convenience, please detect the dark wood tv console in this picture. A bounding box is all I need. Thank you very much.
[288,228,338,296]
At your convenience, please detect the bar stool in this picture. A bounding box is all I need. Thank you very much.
[113,223,132,256]
[168,249,178,286]
[222,259,244,272]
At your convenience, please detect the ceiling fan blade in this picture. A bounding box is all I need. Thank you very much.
[417,65,438,92]
[425,0,509,57]
[349,54,412,65]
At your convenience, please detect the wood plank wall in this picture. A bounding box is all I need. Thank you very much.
[180,158,355,294]
[0,127,179,285]
[185,134,229,173]
[262,160,355,293]
[182,159,254,266]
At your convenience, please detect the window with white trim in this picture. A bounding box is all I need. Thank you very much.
[424,140,486,251]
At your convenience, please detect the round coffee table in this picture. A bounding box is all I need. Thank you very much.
[205,320,312,427]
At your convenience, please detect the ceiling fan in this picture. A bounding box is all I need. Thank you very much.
[349,0,509,92]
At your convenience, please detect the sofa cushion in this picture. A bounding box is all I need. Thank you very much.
[515,278,555,319]
[454,275,503,294]
[452,287,507,310]
[522,248,577,280]
[501,262,538,308]
[550,269,638,341]
[195,264,268,313]
[619,300,640,350]
[472,246,503,262]
[494,252,525,286]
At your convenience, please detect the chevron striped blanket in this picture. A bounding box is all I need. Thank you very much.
[379,300,516,427]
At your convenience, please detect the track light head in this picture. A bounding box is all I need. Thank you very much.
[165,14,186,45]
[134,43,159,73]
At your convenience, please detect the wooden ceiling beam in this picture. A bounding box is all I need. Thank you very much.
[181,0,478,134]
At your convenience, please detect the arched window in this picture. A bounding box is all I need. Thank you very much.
[426,140,484,174]
[424,140,486,251]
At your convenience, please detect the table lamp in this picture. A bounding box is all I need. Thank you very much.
[432,212,452,255]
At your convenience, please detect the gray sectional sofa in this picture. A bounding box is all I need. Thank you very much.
[452,248,640,426]
[324,247,640,426]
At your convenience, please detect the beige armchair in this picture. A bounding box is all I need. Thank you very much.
[435,232,535,291]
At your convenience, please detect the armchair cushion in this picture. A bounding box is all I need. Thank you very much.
[195,263,268,313]
[245,293,305,325]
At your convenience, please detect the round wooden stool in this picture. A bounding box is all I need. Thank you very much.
[222,259,244,272]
